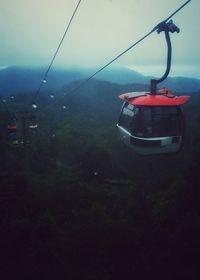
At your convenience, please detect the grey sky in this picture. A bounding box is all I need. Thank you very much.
[0,0,199,78]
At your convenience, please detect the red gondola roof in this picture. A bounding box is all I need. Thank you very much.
[119,89,190,106]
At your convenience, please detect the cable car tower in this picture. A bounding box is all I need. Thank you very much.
[117,20,190,155]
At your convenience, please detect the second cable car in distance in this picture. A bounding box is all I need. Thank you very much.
[117,20,190,155]
[7,114,19,146]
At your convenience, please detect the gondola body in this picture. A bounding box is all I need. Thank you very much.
[7,118,19,146]
[117,90,189,155]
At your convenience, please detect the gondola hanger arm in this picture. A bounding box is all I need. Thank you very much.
[150,20,180,95]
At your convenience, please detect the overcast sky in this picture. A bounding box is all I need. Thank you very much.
[0,0,199,78]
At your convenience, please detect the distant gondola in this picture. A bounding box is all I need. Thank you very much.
[7,117,19,145]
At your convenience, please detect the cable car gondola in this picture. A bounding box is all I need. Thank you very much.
[117,20,190,155]
[117,89,189,155]
[7,115,19,146]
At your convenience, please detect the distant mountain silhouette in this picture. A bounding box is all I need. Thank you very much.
[160,76,200,93]
[90,67,149,84]
[94,67,200,93]
[0,66,200,95]
[0,67,86,95]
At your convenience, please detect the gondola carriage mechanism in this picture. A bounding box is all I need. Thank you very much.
[117,20,190,155]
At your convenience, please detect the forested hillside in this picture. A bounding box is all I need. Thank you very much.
[1,77,200,279]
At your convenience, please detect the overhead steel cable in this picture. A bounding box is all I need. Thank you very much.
[41,0,191,112]
[73,0,192,91]
[59,30,155,96]
[31,0,82,107]
[163,0,191,24]
[64,0,192,93]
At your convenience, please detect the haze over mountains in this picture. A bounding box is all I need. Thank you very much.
[0,66,200,95]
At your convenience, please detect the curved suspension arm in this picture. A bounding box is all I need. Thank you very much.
[150,20,179,94]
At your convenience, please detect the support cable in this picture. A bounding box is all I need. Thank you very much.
[40,0,191,111]
[68,0,191,94]
[31,0,82,107]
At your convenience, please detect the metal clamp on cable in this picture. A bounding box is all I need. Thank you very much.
[156,20,180,34]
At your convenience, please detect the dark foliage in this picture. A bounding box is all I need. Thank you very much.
[1,78,200,280]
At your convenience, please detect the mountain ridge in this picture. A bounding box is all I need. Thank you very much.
[0,66,200,95]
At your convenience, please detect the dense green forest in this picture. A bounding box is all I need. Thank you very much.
[1,78,200,279]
